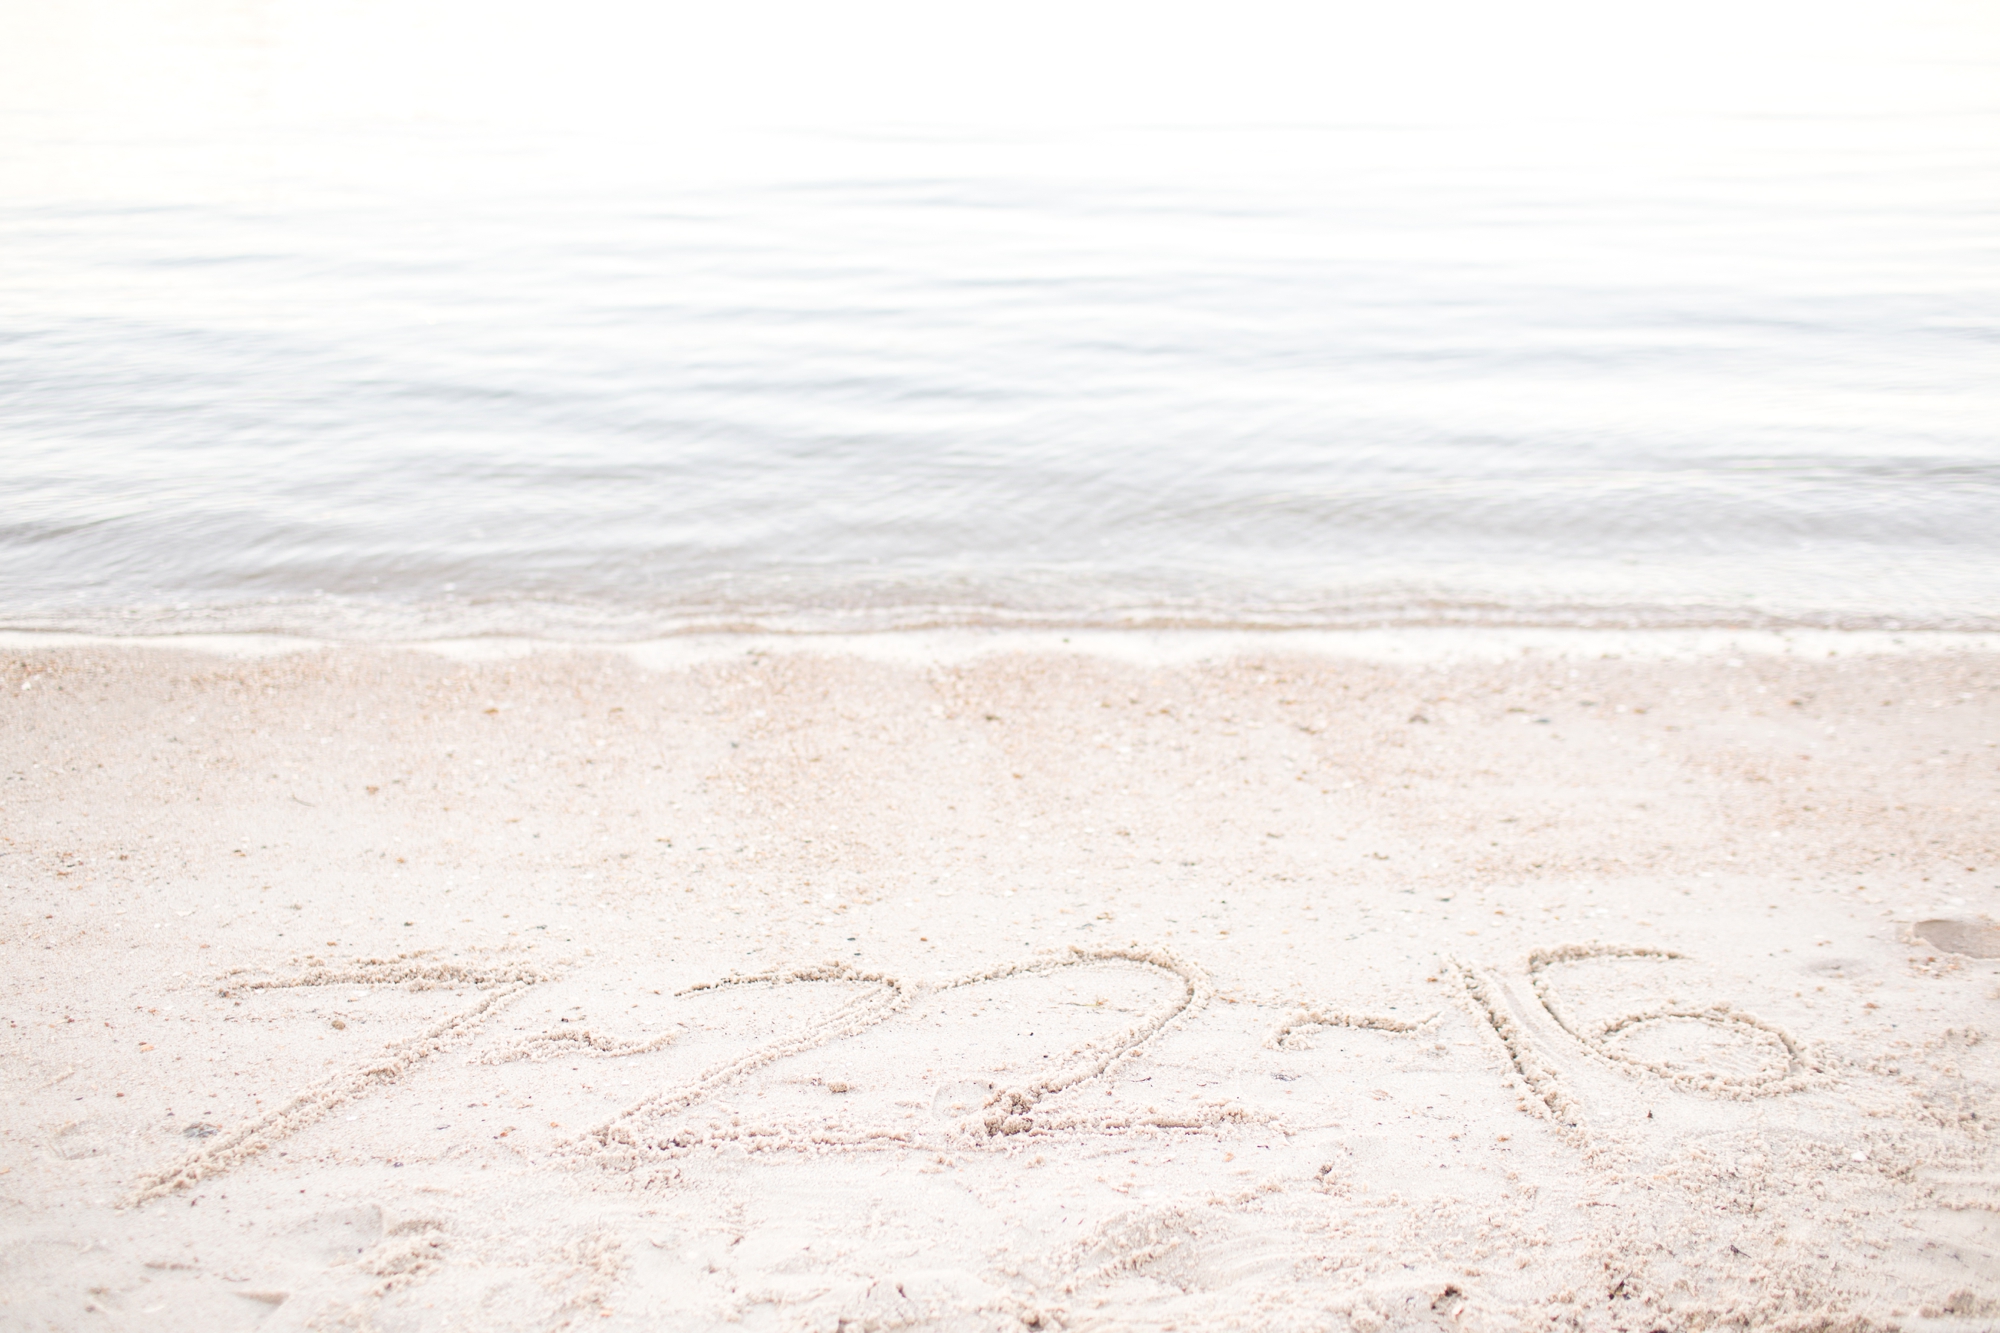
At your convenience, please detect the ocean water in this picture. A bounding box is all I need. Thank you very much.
[3,1,1998,639]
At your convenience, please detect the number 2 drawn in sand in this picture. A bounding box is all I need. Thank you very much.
[557,944,1231,1182]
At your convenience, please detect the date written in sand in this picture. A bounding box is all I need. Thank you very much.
[126,938,1825,1203]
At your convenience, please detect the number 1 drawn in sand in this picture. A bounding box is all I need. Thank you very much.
[126,957,549,1206]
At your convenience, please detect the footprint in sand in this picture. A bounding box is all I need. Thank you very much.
[1912,917,2000,958]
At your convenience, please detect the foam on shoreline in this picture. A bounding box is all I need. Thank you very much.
[6,623,2000,668]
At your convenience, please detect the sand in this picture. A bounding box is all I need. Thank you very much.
[2,628,1996,1332]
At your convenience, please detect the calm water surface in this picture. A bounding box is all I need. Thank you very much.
[3,2,1998,637]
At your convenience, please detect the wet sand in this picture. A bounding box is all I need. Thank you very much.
[2,630,1997,1331]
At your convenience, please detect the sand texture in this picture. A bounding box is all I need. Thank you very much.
[2,632,1997,1332]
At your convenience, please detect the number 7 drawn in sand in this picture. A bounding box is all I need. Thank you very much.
[126,956,550,1206]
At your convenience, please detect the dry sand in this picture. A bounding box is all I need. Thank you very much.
[2,629,1997,1332]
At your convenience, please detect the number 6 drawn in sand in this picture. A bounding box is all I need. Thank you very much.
[126,956,550,1206]
[1453,942,1819,1131]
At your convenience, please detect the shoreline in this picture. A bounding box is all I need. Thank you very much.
[3,632,1995,1329]
[6,623,2000,667]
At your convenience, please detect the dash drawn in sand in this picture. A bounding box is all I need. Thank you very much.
[1266,1007,1433,1050]
[128,954,550,1205]
[483,1026,681,1064]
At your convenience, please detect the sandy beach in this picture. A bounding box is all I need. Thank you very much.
[2,629,1996,1332]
